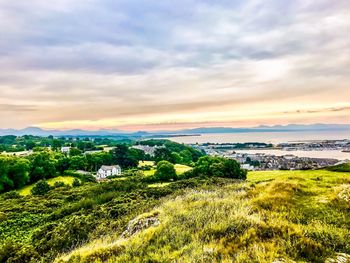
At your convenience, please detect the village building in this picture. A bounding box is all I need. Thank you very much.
[96,165,122,180]
[131,145,164,157]
[61,146,71,154]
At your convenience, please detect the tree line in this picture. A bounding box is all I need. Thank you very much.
[0,139,205,193]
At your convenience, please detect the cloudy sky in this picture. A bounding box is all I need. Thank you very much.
[0,0,349,131]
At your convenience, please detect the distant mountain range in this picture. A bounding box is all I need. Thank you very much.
[178,124,350,134]
[0,124,350,137]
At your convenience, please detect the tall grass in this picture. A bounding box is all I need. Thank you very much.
[56,170,350,263]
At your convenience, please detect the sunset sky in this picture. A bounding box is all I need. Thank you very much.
[0,0,350,131]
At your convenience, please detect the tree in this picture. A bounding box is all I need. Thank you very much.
[28,152,57,183]
[55,156,70,174]
[191,156,247,180]
[0,156,30,193]
[86,152,113,172]
[52,139,62,152]
[69,148,82,157]
[25,141,36,150]
[112,145,138,168]
[69,156,88,171]
[9,158,31,189]
[222,159,247,179]
[154,148,174,163]
[180,150,192,164]
[31,180,51,195]
[154,161,177,182]
[170,152,182,164]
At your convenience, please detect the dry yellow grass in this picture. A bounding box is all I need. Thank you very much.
[18,176,76,196]
[56,170,350,263]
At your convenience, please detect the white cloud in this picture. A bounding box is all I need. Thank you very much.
[0,0,349,129]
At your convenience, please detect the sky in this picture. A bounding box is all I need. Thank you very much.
[0,0,350,131]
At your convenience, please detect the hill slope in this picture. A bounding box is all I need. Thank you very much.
[56,170,350,263]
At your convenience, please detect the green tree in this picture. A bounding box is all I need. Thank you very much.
[52,139,62,151]
[192,156,246,180]
[25,141,36,150]
[170,152,182,164]
[180,150,192,164]
[154,148,174,163]
[69,148,82,157]
[86,152,113,172]
[0,157,12,192]
[9,158,31,189]
[69,156,88,170]
[112,145,138,168]
[0,156,30,193]
[28,152,57,183]
[55,156,70,174]
[154,161,177,182]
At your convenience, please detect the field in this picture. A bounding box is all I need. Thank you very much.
[140,162,192,177]
[17,176,76,196]
[56,169,350,263]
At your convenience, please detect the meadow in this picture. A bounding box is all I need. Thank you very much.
[139,161,192,177]
[56,169,350,263]
[17,176,76,196]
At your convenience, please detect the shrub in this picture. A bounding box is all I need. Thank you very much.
[31,180,51,195]
[154,161,177,182]
[72,178,81,187]
[53,181,67,188]
[2,191,21,200]
[0,240,39,263]
[191,156,247,180]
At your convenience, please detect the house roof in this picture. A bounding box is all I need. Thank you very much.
[99,165,121,171]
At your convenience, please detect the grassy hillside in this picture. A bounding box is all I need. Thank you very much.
[0,175,222,263]
[17,176,76,196]
[326,162,350,173]
[56,170,350,263]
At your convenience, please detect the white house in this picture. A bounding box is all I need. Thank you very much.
[96,165,122,180]
[61,146,71,154]
[242,164,256,171]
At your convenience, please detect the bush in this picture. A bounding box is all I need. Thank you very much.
[32,215,95,257]
[191,156,247,180]
[72,178,81,187]
[31,180,51,195]
[0,240,39,263]
[64,170,97,183]
[154,161,177,182]
[53,181,67,188]
[326,163,350,172]
[2,191,21,200]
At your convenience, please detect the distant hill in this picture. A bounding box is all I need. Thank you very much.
[176,124,350,134]
[1,123,350,137]
[0,127,133,137]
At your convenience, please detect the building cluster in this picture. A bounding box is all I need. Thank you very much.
[277,140,350,152]
[229,152,339,171]
[131,145,164,157]
[190,140,349,171]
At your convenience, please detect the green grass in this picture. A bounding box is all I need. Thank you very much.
[138,161,156,167]
[148,182,172,188]
[326,162,350,173]
[17,176,76,196]
[56,170,350,263]
[143,164,192,177]
[174,164,192,175]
